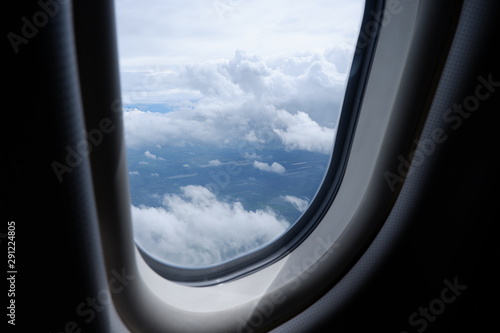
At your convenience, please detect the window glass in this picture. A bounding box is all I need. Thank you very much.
[115,0,365,267]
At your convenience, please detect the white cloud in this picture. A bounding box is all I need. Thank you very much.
[144,151,157,160]
[116,0,364,155]
[273,110,336,154]
[207,159,222,167]
[282,195,309,213]
[132,185,289,266]
[143,150,165,161]
[167,173,198,180]
[151,172,159,177]
[115,0,364,67]
[242,152,260,159]
[122,50,339,154]
[253,161,286,174]
[129,171,140,175]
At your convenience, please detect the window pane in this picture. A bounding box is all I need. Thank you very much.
[115,0,365,268]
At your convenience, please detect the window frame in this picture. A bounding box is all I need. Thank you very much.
[74,0,463,331]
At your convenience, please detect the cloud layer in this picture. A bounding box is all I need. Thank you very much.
[123,49,347,154]
[116,0,364,267]
[115,0,364,67]
[117,0,365,155]
[132,185,289,266]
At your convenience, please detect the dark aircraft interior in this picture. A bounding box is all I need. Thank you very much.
[4,0,499,332]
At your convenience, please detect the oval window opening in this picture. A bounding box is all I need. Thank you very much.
[115,0,365,269]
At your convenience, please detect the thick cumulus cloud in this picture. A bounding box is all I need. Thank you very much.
[274,110,336,154]
[123,49,347,153]
[132,185,289,266]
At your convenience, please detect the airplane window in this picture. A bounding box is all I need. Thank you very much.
[115,0,365,272]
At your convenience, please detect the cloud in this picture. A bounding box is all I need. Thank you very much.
[282,195,309,213]
[167,173,198,180]
[116,0,366,155]
[273,110,336,154]
[132,185,289,266]
[144,150,164,161]
[242,152,260,159]
[129,171,140,175]
[253,161,286,174]
[115,0,364,67]
[207,159,222,167]
[122,50,340,154]
[144,151,157,160]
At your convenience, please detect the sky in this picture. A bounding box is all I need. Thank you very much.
[115,0,365,267]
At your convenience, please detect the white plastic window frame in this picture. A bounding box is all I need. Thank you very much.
[100,1,443,332]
